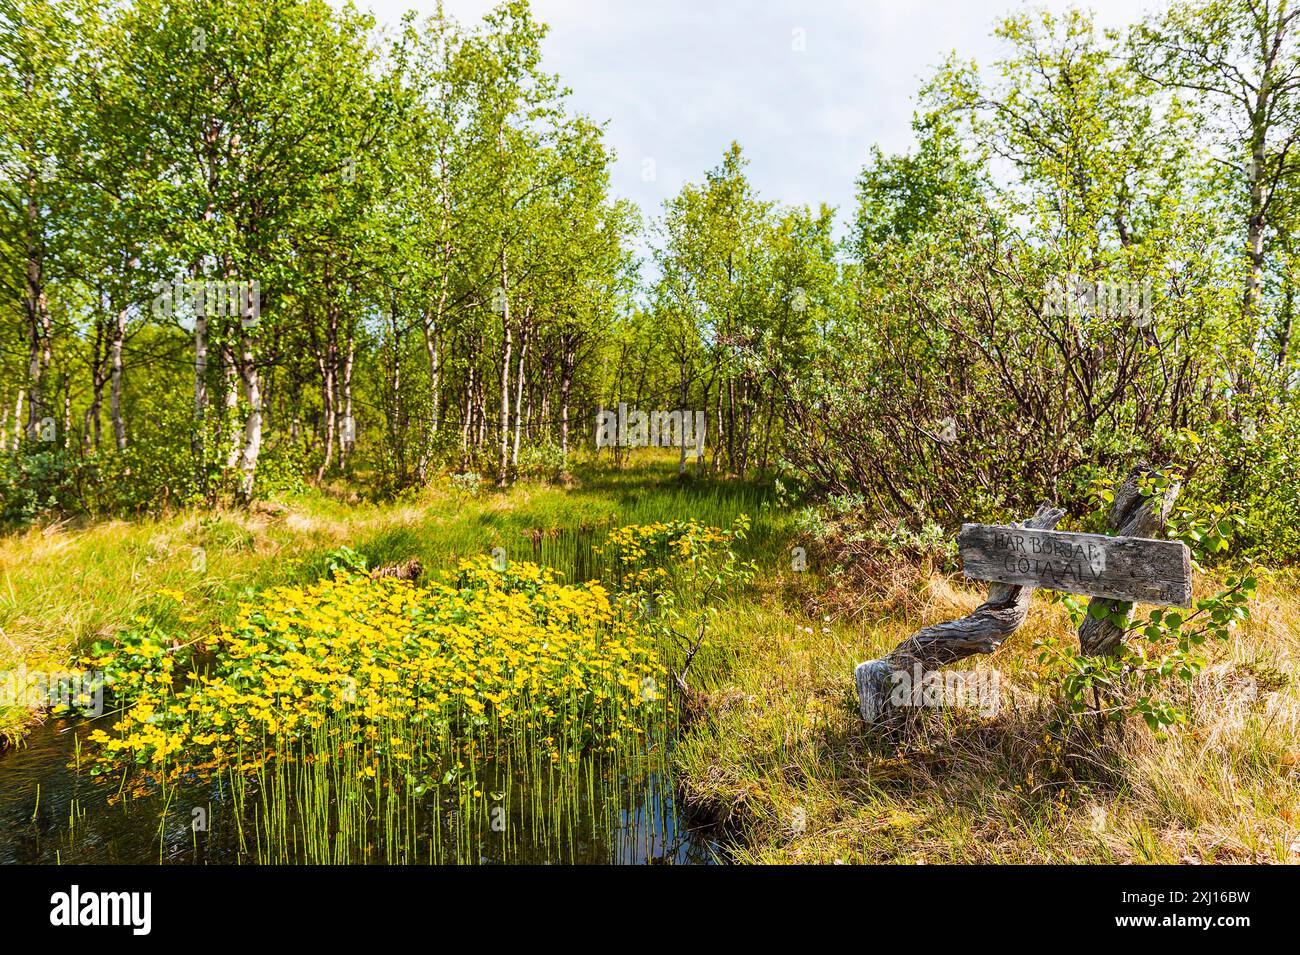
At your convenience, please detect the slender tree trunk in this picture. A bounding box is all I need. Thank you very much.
[110,305,127,450]
[223,344,241,472]
[24,276,51,440]
[316,310,338,482]
[497,251,513,486]
[424,310,441,436]
[317,359,335,482]
[737,377,754,480]
[23,159,51,441]
[237,352,262,501]
[476,337,488,448]
[461,361,475,462]
[559,355,573,458]
[388,305,405,482]
[193,268,208,492]
[1276,275,1294,373]
[339,327,355,468]
[758,390,777,473]
[1244,134,1267,325]
[678,363,689,475]
[85,314,105,451]
[236,282,263,502]
[511,317,529,469]
[717,382,728,470]
[11,389,25,452]
[429,135,453,442]
[726,377,737,472]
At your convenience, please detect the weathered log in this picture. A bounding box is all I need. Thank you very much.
[1077,466,1180,656]
[854,503,1065,725]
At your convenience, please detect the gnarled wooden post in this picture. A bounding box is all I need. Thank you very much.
[854,503,1065,725]
[1076,465,1180,656]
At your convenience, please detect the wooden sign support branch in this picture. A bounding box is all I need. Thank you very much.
[1076,468,1180,656]
[854,503,1065,725]
[854,467,1188,727]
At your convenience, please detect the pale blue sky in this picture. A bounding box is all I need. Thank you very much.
[351,0,1163,225]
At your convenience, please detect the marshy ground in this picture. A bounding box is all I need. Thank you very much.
[1,455,1296,864]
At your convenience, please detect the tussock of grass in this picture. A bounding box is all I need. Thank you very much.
[675,570,1300,864]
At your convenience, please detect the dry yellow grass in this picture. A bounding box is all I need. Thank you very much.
[676,569,1300,864]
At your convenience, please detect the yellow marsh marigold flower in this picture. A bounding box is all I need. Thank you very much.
[86,555,667,777]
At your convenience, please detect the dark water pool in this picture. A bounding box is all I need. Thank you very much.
[0,718,720,865]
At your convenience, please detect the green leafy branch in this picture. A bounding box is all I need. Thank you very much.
[1040,469,1256,731]
[1041,573,1256,730]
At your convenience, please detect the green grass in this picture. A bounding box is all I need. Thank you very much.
[4,453,1298,867]
[0,450,790,744]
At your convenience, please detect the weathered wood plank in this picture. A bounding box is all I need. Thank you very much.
[855,503,1066,725]
[957,524,1191,607]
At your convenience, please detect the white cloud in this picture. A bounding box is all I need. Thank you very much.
[344,0,1162,225]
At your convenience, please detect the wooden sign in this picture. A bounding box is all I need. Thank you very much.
[957,524,1192,607]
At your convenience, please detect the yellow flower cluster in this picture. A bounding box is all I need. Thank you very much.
[85,556,666,776]
[599,519,733,593]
